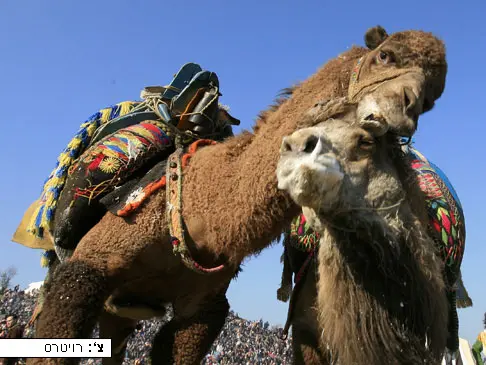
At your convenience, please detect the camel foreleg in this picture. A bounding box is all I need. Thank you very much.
[28,255,60,328]
[27,260,111,365]
[98,312,137,365]
[292,327,332,365]
[150,292,229,365]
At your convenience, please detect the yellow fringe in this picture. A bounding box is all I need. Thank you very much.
[118,101,134,116]
[100,107,112,124]
[40,255,49,268]
[67,137,82,150]
[27,202,44,235]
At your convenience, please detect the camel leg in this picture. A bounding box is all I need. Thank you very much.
[150,292,229,364]
[98,312,137,365]
[291,328,331,365]
[29,257,59,328]
[27,260,112,365]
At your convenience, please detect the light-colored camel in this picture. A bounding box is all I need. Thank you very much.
[277,151,469,364]
[27,26,447,365]
[276,98,449,364]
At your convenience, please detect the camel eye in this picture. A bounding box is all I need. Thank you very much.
[376,51,394,65]
[358,135,375,151]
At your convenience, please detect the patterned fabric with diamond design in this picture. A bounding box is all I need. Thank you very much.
[288,145,465,282]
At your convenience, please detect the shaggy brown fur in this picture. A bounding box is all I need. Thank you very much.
[38,261,109,339]
[28,26,448,365]
[150,291,229,363]
[30,261,109,365]
[276,101,449,364]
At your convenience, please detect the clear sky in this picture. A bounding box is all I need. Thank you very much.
[1,0,484,346]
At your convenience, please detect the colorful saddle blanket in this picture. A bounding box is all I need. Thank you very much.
[21,62,240,250]
[52,121,176,250]
[288,144,465,284]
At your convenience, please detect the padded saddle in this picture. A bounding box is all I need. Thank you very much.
[89,63,225,147]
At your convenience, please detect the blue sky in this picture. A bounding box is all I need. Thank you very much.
[1,0,485,346]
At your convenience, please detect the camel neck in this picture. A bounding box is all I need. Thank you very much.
[181,48,365,267]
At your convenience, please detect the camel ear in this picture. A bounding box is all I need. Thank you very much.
[364,26,389,50]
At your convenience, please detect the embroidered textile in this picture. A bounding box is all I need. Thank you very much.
[289,145,465,277]
[28,101,140,238]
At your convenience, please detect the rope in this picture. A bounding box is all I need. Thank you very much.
[348,53,423,103]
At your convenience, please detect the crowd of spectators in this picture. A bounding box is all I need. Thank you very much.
[204,313,292,364]
[0,286,293,364]
[0,286,36,338]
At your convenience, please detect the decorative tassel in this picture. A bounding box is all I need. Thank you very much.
[27,101,140,238]
[40,251,50,268]
[100,107,112,124]
[118,101,136,116]
[40,249,56,268]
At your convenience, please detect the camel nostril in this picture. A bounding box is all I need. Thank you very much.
[404,92,410,109]
[281,138,292,153]
[303,135,319,154]
[403,87,417,111]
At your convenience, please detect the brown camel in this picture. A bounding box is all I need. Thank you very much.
[27,26,447,365]
[275,98,449,364]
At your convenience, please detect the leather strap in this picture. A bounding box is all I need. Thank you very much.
[165,139,227,274]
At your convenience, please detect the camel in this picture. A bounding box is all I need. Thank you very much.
[276,97,449,364]
[26,26,448,365]
[277,147,470,364]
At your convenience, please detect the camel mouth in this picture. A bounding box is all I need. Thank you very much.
[294,157,343,190]
[276,152,343,199]
[312,155,343,176]
[277,157,344,209]
[364,113,386,124]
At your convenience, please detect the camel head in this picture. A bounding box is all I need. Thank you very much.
[351,25,447,137]
[276,98,449,364]
[277,97,403,220]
